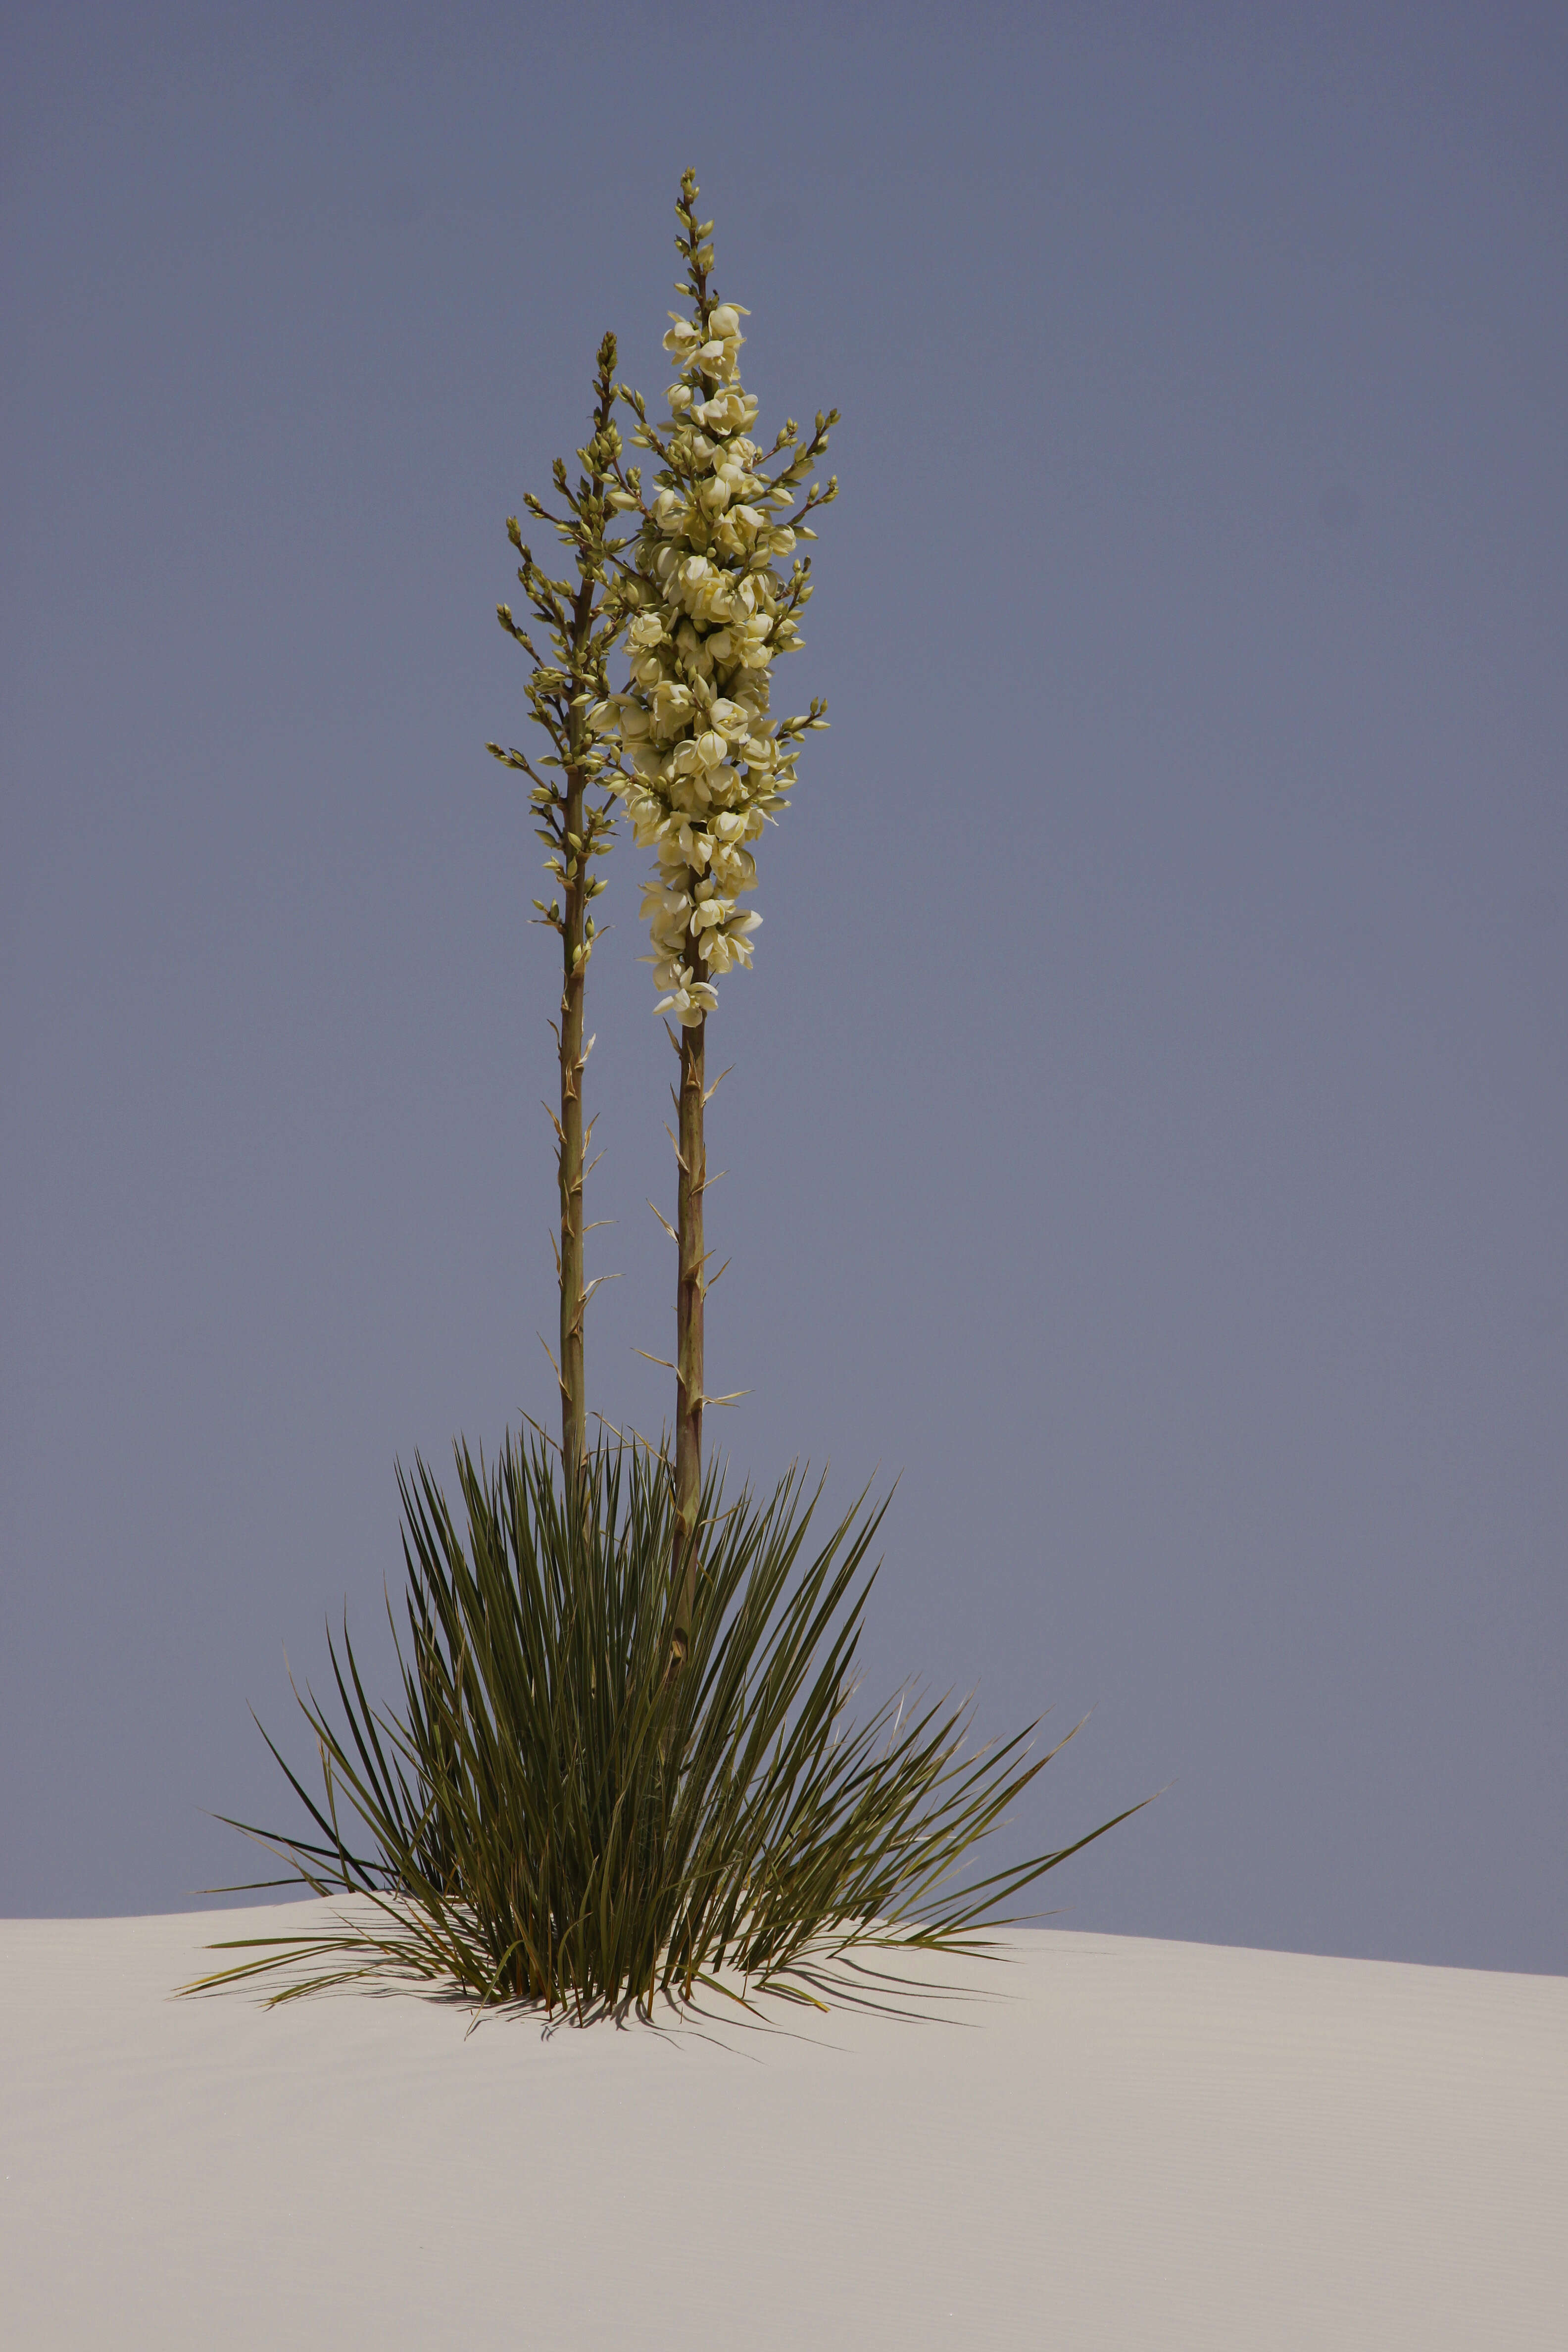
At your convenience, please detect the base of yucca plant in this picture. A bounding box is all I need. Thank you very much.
[184,1428,1144,2020]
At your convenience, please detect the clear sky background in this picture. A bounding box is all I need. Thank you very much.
[3,1,1563,1972]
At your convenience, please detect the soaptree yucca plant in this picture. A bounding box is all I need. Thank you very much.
[184,1429,1141,2018]
[184,170,1145,2021]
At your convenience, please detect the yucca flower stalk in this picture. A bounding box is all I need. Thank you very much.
[486,334,643,1482]
[613,171,838,1645]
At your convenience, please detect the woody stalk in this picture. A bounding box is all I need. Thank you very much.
[614,170,837,1655]
[487,333,642,1485]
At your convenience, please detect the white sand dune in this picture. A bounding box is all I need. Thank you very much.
[3,1898,1563,2349]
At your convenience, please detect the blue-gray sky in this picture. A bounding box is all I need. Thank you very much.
[3,2,1564,1972]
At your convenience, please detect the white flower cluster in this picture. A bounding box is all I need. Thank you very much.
[609,300,817,1026]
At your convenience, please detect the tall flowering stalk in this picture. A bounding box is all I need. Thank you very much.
[614,172,837,1651]
[486,334,642,1485]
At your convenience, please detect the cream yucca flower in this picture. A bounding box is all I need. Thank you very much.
[611,191,837,1025]
[613,170,841,1633]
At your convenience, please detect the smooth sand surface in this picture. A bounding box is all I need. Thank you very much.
[3,1899,1563,2350]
